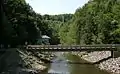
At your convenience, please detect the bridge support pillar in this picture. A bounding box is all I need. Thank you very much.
[111,50,114,58]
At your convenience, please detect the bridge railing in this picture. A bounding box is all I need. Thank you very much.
[22,44,120,59]
[26,44,118,50]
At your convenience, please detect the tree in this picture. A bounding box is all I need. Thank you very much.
[59,0,120,45]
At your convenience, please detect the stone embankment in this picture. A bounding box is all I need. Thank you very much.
[99,57,120,74]
[0,48,55,74]
[81,51,111,63]
[72,51,120,74]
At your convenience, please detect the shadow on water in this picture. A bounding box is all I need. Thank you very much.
[43,52,110,74]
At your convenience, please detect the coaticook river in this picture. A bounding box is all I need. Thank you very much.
[43,52,109,74]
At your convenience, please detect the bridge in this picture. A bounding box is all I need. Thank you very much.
[19,44,120,64]
[24,44,120,60]
[26,44,118,51]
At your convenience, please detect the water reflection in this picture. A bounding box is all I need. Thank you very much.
[47,52,109,74]
[48,52,69,74]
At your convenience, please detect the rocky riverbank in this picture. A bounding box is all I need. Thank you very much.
[0,48,55,74]
[81,51,111,63]
[99,57,120,74]
[71,51,120,74]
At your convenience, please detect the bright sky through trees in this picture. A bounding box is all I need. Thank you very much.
[25,0,89,15]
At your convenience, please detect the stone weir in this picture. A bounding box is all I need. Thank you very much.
[0,48,55,74]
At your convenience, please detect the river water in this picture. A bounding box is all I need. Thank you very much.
[45,52,109,74]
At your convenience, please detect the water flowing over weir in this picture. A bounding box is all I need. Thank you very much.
[43,52,109,74]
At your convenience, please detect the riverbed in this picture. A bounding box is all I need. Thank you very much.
[43,52,109,74]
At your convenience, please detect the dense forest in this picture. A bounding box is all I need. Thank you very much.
[1,0,44,47]
[59,0,120,45]
[0,0,72,47]
[42,14,73,44]
[1,0,120,47]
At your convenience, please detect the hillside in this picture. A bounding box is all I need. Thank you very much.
[59,0,120,45]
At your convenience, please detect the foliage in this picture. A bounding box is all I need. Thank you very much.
[1,0,73,46]
[42,14,73,44]
[1,0,120,46]
[1,0,49,47]
[59,0,120,45]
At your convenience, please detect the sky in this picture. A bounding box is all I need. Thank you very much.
[25,0,89,15]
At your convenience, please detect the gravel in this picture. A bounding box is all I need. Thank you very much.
[81,51,111,63]
[99,57,120,74]
[71,51,120,74]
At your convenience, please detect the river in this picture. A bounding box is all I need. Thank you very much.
[44,52,109,74]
